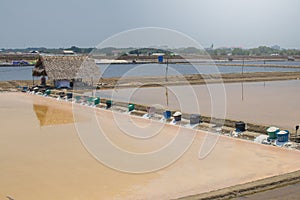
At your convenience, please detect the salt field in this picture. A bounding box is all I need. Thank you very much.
[2,0,300,198]
[96,79,300,130]
[1,93,300,199]
[99,63,300,78]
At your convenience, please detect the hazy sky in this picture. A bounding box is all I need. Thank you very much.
[1,0,299,49]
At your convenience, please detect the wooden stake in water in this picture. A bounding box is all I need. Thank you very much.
[165,58,169,106]
[165,86,169,107]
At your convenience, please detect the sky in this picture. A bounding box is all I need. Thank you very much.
[0,0,300,49]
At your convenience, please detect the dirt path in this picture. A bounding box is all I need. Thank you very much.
[179,170,300,200]
[2,71,300,92]
[233,182,300,200]
[96,71,300,89]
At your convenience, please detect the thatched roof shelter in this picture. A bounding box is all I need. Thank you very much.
[32,55,100,80]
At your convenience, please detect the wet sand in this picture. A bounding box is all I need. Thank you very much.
[1,93,300,199]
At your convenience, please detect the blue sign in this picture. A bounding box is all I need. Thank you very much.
[158,55,163,63]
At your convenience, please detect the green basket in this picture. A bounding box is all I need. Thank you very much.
[94,97,100,105]
[106,100,112,109]
[87,97,94,103]
[75,96,81,101]
[128,104,135,112]
[45,89,51,95]
[267,127,279,139]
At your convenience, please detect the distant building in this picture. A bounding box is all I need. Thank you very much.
[270,53,279,56]
[63,50,75,55]
[288,56,295,61]
[30,50,40,54]
[152,53,165,56]
[111,50,123,56]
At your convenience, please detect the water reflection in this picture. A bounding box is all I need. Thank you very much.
[33,104,74,126]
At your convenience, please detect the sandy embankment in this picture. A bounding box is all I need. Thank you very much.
[1,71,300,91]
[95,71,300,90]
[1,93,300,200]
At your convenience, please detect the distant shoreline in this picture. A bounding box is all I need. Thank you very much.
[1,60,300,69]
[0,52,299,66]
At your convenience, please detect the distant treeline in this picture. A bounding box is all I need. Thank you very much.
[0,46,94,55]
[1,46,300,56]
[209,46,300,56]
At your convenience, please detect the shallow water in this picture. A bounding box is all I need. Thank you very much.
[99,63,300,78]
[1,93,300,199]
[96,79,300,130]
[2,62,300,80]
[0,66,34,81]
[217,60,300,66]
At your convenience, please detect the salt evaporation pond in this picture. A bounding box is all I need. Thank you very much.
[1,93,300,199]
[98,63,300,78]
[96,79,300,130]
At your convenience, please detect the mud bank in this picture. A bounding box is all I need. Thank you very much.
[2,71,300,92]
[97,71,300,89]
[179,170,300,200]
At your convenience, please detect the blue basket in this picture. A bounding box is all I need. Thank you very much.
[21,86,28,92]
[277,130,289,143]
[163,110,171,119]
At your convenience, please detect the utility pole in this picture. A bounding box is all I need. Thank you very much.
[165,58,169,82]
[241,57,244,101]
